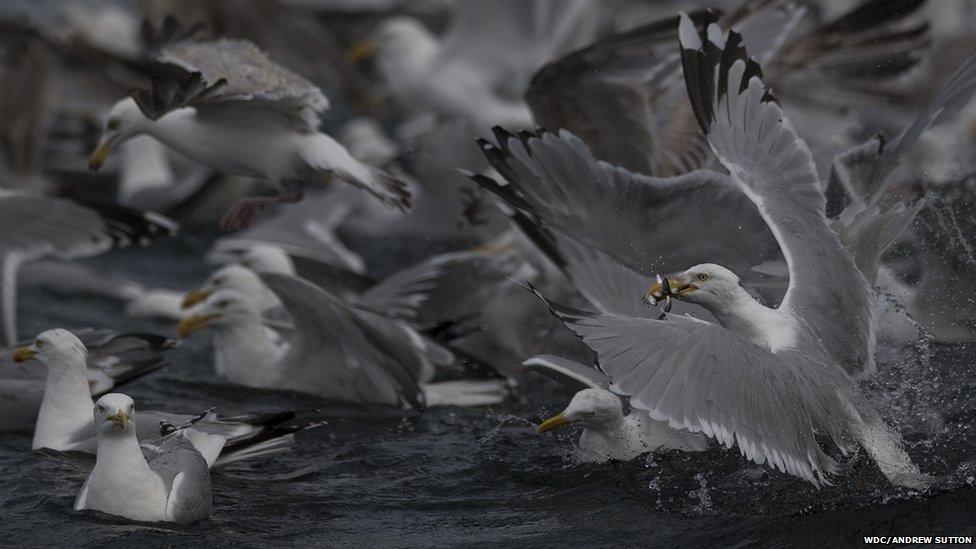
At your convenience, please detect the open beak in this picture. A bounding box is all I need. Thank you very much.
[181,289,211,309]
[537,412,572,433]
[176,313,220,338]
[12,347,36,363]
[644,276,695,305]
[88,135,118,171]
[348,41,378,63]
[108,409,129,429]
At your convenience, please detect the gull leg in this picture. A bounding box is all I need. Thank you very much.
[219,187,304,231]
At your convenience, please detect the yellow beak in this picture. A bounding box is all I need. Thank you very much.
[181,289,211,309]
[645,277,694,301]
[108,409,129,429]
[348,41,378,63]
[537,412,571,433]
[12,347,36,363]
[87,136,118,172]
[176,313,220,338]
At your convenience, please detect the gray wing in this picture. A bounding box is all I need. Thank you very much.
[145,435,212,525]
[355,256,445,320]
[472,129,782,296]
[543,295,853,486]
[211,188,365,274]
[133,20,328,130]
[680,17,875,377]
[525,10,712,177]
[260,273,426,408]
[523,354,610,391]
[767,0,929,116]
[836,47,976,206]
[0,192,176,344]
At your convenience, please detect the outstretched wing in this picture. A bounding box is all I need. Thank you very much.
[540,294,852,486]
[472,129,782,296]
[523,354,611,391]
[0,192,175,345]
[679,15,875,377]
[131,18,328,131]
[526,10,714,177]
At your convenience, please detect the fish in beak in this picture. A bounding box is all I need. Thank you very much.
[181,289,211,309]
[176,314,220,338]
[12,346,36,363]
[644,273,695,308]
[108,409,129,429]
[88,135,119,171]
[537,412,571,433]
[348,41,378,63]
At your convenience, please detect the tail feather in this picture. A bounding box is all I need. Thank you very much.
[301,133,412,213]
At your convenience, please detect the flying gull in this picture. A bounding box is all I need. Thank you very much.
[351,0,597,131]
[75,393,211,524]
[0,190,176,346]
[524,15,930,487]
[88,17,411,230]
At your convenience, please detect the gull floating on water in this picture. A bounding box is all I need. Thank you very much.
[178,268,510,408]
[14,329,312,467]
[0,330,168,433]
[527,355,707,463]
[75,393,212,525]
[88,17,411,230]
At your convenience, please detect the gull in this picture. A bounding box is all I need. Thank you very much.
[13,329,312,467]
[527,355,707,463]
[524,16,930,487]
[0,190,176,345]
[0,330,168,433]
[351,0,598,131]
[525,1,930,177]
[87,17,411,230]
[75,393,211,525]
[178,271,510,408]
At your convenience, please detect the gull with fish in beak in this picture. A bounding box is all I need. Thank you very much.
[517,14,932,488]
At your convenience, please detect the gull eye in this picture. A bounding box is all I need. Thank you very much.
[698,273,710,281]
[107,118,120,131]
[35,339,44,348]
[216,300,230,308]
[212,278,222,286]
[96,405,105,413]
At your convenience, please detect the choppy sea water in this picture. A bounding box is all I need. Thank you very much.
[1,235,975,548]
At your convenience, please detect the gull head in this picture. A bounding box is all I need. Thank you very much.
[644,263,741,309]
[182,264,265,310]
[88,97,145,171]
[353,17,437,77]
[177,289,259,338]
[12,329,87,370]
[94,393,135,435]
[538,389,624,433]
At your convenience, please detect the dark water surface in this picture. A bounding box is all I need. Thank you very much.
[1,237,975,548]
